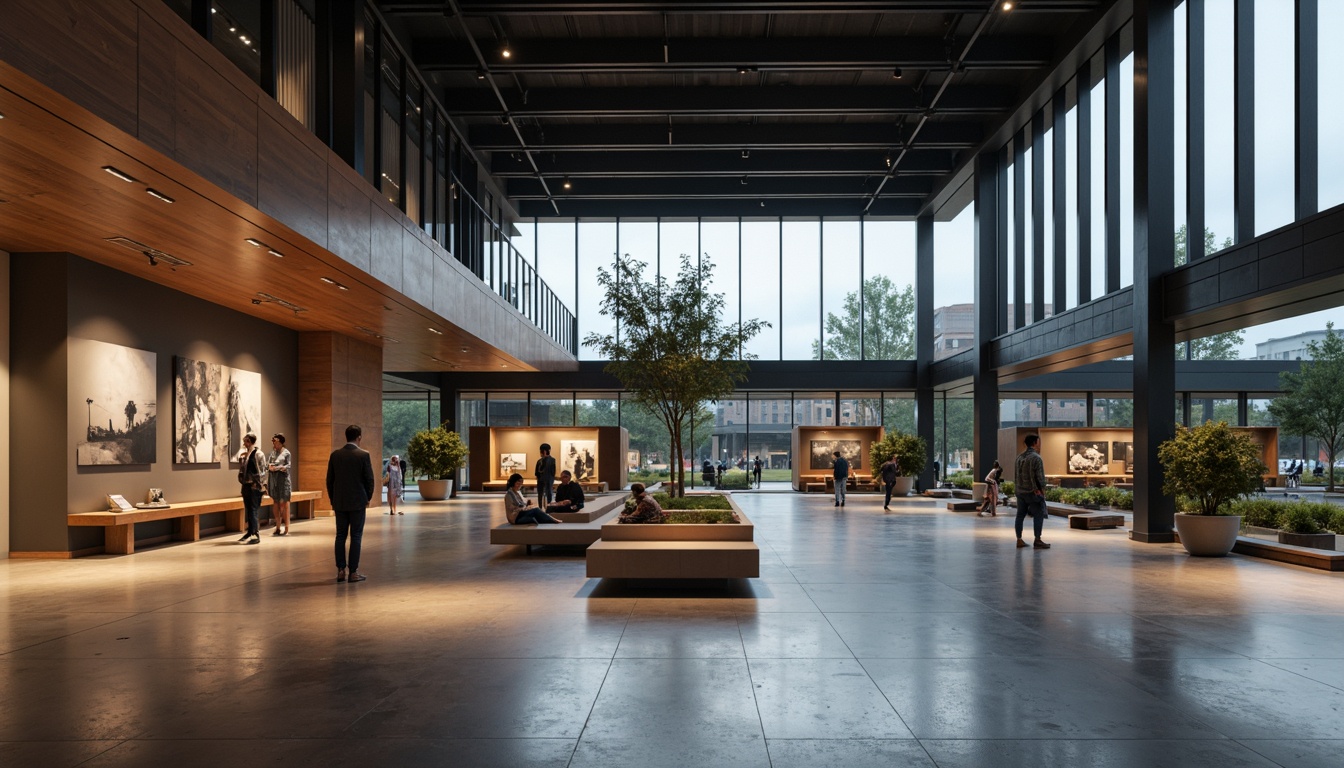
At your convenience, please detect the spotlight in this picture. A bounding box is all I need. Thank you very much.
[499,38,512,59]
[740,175,748,185]
[244,238,266,247]
[892,67,903,79]
[737,65,757,75]
[884,154,892,168]
[1002,0,1013,9]
[760,200,765,208]
[741,149,750,159]
[251,298,262,305]
[476,68,487,80]
[145,188,175,203]
[499,113,510,125]
[562,177,572,190]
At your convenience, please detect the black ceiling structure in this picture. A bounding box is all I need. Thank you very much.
[376,0,1109,219]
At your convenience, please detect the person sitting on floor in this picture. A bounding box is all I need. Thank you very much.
[618,483,667,524]
[546,470,585,514]
[504,473,562,525]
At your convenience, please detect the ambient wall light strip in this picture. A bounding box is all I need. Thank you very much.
[245,238,266,247]
[320,276,349,290]
[254,292,307,313]
[102,166,137,183]
[427,327,443,335]
[145,188,175,204]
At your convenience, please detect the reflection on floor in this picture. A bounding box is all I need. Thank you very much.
[2,492,1343,767]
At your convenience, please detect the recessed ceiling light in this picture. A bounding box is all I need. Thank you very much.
[145,188,175,203]
[102,166,137,183]
[0,111,6,119]
[229,25,236,32]
[320,277,349,290]
[1001,0,1014,9]
[244,238,266,247]
[267,249,283,258]
[427,327,443,335]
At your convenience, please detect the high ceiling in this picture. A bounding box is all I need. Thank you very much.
[377,0,1106,219]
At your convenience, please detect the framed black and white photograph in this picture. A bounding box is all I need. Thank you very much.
[1066,441,1110,475]
[500,452,527,476]
[809,439,863,471]
[70,338,157,465]
[223,366,261,462]
[174,356,223,464]
[560,440,598,482]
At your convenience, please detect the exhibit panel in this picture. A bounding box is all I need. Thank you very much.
[997,426,1278,486]
[468,426,629,491]
[10,256,300,555]
[790,426,883,491]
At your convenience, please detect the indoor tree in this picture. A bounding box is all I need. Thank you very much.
[1269,323,1344,491]
[1158,420,1266,515]
[584,253,766,496]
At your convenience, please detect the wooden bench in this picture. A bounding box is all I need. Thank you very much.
[585,499,760,580]
[804,482,827,493]
[480,480,610,494]
[67,491,322,555]
[488,494,627,554]
[946,500,980,512]
[586,540,760,579]
[1068,512,1126,530]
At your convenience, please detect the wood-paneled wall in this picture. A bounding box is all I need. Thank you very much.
[299,332,383,514]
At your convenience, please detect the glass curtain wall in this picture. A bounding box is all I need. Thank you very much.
[1092,396,1134,427]
[883,393,916,436]
[748,394,792,473]
[740,220,782,359]
[1254,0,1295,235]
[577,221,617,360]
[793,393,837,426]
[1323,2,1344,210]
[781,220,822,360]
[530,396,574,427]
[576,394,619,426]
[821,221,862,359]
[1046,394,1088,427]
[383,391,441,468]
[864,221,917,360]
[487,395,527,427]
[839,393,882,427]
[1001,396,1044,428]
[933,208,974,360]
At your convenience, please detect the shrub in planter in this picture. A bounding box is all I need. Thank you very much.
[1159,421,1267,556]
[666,510,737,524]
[1278,505,1325,534]
[1044,488,1065,502]
[405,425,469,499]
[623,492,735,514]
[718,471,752,490]
[1159,421,1267,516]
[1231,498,1282,528]
[1331,508,1344,537]
[948,473,974,490]
[1001,481,1015,496]
[1106,489,1135,510]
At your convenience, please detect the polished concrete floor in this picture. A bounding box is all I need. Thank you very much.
[3,493,1343,767]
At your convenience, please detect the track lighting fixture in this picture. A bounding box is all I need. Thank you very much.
[741,149,750,159]
[740,175,749,186]
[499,38,512,59]
[892,67,903,79]
[562,177,572,190]
[476,68,487,80]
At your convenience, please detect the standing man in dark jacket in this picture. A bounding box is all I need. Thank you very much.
[833,450,851,507]
[535,444,557,506]
[880,453,899,510]
[1014,434,1051,550]
[327,424,376,583]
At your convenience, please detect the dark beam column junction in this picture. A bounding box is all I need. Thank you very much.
[973,152,1001,483]
[1132,0,1178,543]
[916,214,936,490]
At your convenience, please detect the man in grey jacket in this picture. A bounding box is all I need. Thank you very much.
[327,424,376,582]
[1014,434,1051,549]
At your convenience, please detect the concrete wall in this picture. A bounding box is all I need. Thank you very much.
[9,255,297,554]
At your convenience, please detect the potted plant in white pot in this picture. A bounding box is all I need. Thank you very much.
[1158,420,1266,557]
[405,425,468,501]
[869,431,929,497]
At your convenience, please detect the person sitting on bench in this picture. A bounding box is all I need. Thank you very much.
[504,473,562,525]
[619,483,667,524]
[546,470,585,514]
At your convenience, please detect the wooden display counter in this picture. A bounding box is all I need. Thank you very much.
[791,425,883,491]
[67,491,322,556]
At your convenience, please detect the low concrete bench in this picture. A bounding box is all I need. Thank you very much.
[804,482,827,493]
[1068,512,1126,530]
[67,491,322,556]
[488,494,626,553]
[946,500,979,512]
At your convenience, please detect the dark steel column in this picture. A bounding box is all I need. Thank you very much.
[1052,88,1068,312]
[1188,0,1206,259]
[1078,62,1093,304]
[996,146,1010,335]
[1132,0,1179,544]
[322,0,366,174]
[1297,0,1319,219]
[1105,35,1122,295]
[1234,0,1255,242]
[916,215,935,491]
[1032,111,1047,322]
[1013,133,1026,329]
[973,153,1001,481]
